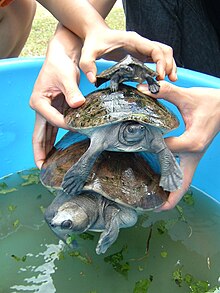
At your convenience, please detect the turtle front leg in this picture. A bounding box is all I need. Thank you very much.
[61,144,103,196]
[96,205,137,254]
[110,66,134,91]
[145,74,160,94]
[157,147,183,192]
[144,127,182,192]
[62,130,109,196]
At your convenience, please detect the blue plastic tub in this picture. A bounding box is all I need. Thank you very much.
[0,57,220,202]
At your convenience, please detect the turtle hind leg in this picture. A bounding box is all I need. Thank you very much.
[145,75,160,94]
[96,205,137,254]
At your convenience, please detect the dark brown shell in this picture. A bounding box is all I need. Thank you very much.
[40,133,168,211]
[65,84,179,134]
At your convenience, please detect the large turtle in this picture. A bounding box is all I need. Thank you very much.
[95,54,160,94]
[62,84,183,196]
[41,131,168,254]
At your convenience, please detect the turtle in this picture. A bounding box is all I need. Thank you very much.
[41,131,168,254]
[95,54,160,94]
[62,84,183,196]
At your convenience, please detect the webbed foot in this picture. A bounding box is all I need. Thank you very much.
[149,82,160,94]
[95,205,137,254]
[110,79,119,92]
[159,163,183,192]
[62,164,89,196]
[146,76,160,94]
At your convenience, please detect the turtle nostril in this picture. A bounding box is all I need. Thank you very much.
[50,222,56,228]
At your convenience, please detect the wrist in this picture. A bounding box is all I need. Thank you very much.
[51,23,82,63]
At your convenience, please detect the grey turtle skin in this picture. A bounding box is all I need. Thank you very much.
[41,132,168,254]
[45,190,137,255]
[62,85,183,196]
[95,54,160,94]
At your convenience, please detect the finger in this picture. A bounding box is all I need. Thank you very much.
[62,78,86,108]
[32,113,58,169]
[137,80,186,106]
[159,153,202,210]
[79,44,97,83]
[168,58,178,82]
[30,94,68,129]
[152,42,177,81]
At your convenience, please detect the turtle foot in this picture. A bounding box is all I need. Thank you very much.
[110,80,119,92]
[149,82,160,94]
[159,168,183,192]
[62,169,87,196]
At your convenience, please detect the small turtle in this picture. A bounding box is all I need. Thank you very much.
[41,132,168,254]
[95,54,160,94]
[62,84,183,196]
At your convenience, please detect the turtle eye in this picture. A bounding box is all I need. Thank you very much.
[61,220,73,230]
[128,125,135,133]
[125,66,133,72]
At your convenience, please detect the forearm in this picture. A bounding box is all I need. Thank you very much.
[51,23,82,63]
[37,0,108,39]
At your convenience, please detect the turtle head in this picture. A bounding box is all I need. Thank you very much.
[50,201,90,236]
[119,121,146,145]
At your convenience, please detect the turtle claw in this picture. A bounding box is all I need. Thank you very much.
[62,169,86,196]
[145,75,160,94]
[110,80,119,92]
[149,82,160,94]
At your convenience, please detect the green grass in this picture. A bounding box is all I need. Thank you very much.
[21,4,125,57]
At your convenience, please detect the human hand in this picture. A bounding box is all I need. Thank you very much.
[30,25,85,168]
[79,29,177,84]
[137,81,220,210]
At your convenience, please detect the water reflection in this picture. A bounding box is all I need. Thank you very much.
[11,241,64,293]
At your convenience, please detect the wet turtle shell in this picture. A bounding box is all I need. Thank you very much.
[95,54,160,93]
[65,84,179,134]
[40,132,168,212]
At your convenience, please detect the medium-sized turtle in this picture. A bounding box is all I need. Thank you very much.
[44,191,138,255]
[62,84,183,196]
[95,54,160,94]
[41,131,168,254]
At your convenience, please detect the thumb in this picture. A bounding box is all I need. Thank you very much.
[79,44,97,84]
[159,152,202,210]
[62,80,86,108]
[165,135,192,153]
[137,80,186,107]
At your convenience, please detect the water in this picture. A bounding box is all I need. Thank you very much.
[0,169,220,293]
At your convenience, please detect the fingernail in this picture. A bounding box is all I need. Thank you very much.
[86,71,96,83]
[71,95,85,108]
[137,84,149,93]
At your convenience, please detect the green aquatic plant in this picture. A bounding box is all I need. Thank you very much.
[8,204,17,212]
[11,254,27,262]
[104,245,130,277]
[0,181,17,194]
[13,219,20,228]
[183,191,195,206]
[172,267,183,287]
[172,266,220,292]
[20,173,40,186]
[79,232,94,241]
[160,251,168,258]
[133,275,153,293]
[68,250,92,264]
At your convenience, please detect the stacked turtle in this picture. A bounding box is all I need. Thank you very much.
[40,55,183,254]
